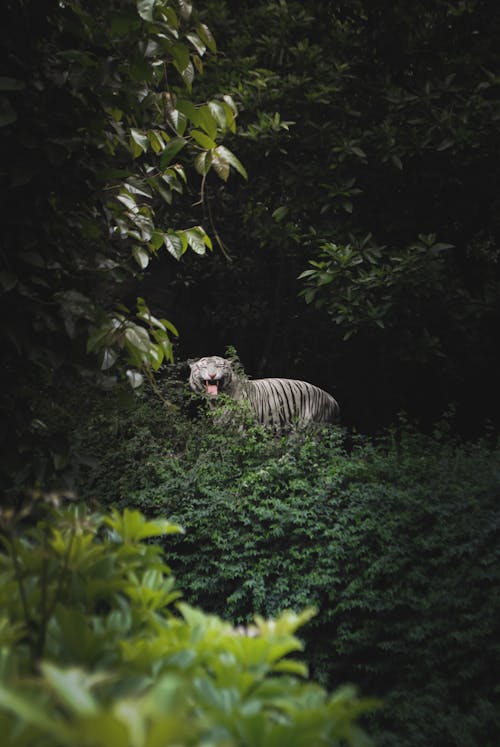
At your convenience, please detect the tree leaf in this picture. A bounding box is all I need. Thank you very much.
[272,206,288,222]
[132,245,150,269]
[163,233,184,260]
[191,130,216,149]
[126,369,144,388]
[41,664,99,716]
[159,137,187,169]
[197,23,217,53]
[214,146,248,180]
[137,0,156,22]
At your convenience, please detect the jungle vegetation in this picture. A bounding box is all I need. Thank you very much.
[1,1,499,745]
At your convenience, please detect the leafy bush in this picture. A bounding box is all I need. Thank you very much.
[0,501,375,746]
[73,387,500,747]
[166,425,500,746]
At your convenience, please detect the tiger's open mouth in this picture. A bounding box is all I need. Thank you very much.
[204,379,219,396]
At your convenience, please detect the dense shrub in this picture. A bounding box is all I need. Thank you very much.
[0,502,375,746]
[74,386,500,747]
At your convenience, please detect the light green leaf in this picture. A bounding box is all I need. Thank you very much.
[194,150,213,176]
[116,192,138,212]
[197,106,218,139]
[163,233,184,260]
[137,0,155,21]
[126,369,144,388]
[106,508,184,541]
[208,100,227,129]
[101,347,118,371]
[147,129,165,154]
[184,227,211,254]
[180,61,195,89]
[221,101,236,132]
[130,128,149,156]
[212,151,230,181]
[124,325,150,353]
[132,245,150,269]
[186,32,206,56]
[191,129,216,149]
[150,230,164,251]
[41,664,99,716]
[159,317,180,336]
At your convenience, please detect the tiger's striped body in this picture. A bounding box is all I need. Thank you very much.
[189,356,339,428]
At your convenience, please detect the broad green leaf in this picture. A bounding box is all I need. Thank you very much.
[192,54,204,75]
[105,508,183,542]
[167,107,188,136]
[41,664,99,716]
[222,94,238,114]
[159,317,179,336]
[214,145,248,180]
[197,106,218,140]
[130,128,149,153]
[137,0,155,22]
[116,192,138,212]
[184,227,211,254]
[155,182,173,204]
[124,180,152,199]
[159,137,187,169]
[221,101,236,132]
[132,245,150,269]
[125,323,150,350]
[126,369,144,388]
[176,99,201,126]
[147,129,165,153]
[194,151,212,175]
[272,206,289,222]
[186,32,206,56]
[212,151,230,181]
[273,659,309,676]
[197,23,217,53]
[208,101,227,129]
[101,347,118,370]
[179,61,195,89]
[163,233,184,260]
[150,230,164,251]
[191,129,216,149]
[171,42,190,72]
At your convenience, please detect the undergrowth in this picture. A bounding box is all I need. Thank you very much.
[73,375,500,747]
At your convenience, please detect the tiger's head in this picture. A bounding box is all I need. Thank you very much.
[189,356,233,398]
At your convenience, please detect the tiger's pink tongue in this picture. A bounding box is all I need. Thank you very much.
[206,382,218,395]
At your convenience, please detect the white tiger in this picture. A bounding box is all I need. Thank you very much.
[189,356,340,428]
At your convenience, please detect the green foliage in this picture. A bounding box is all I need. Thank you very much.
[153,0,500,430]
[0,501,375,746]
[0,0,250,490]
[207,0,500,345]
[74,387,500,747]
